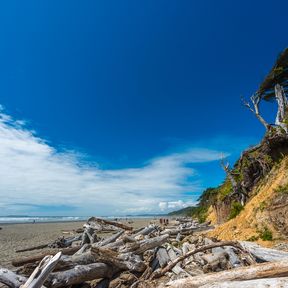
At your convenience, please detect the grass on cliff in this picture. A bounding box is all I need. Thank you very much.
[274,183,288,194]
[259,226,273,241]
[228,201,244,219]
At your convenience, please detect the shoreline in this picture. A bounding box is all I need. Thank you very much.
[0,220,86,226]
[0,218,159,268]
[0,215,167,225]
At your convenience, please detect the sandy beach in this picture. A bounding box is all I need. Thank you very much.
[0,218,157,268]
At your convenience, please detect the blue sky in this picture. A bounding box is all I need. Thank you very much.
[0,0,286,216]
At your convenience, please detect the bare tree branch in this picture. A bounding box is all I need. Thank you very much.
[220,156,248,205]
[241,94,269,130]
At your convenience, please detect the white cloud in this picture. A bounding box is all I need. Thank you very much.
[0,108,225,216]
[158,200,197,211]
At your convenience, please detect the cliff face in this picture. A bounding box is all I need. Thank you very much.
[211,132,288,224]
[170,48,288,243]
[207,155,288,245]
[269,192,288,236]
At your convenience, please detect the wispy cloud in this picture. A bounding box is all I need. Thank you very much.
[0,107,228,216]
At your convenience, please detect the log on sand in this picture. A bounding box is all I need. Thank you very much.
[12,246,79,267]
[199,277,288,288]
[46,263,114,288]
[16,244,49,253]
[0,268,27,288]
[164,259,288,288]
[87,217,132,231]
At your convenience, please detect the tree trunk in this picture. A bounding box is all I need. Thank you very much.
[242,95,269,131]
[275,84,288,132]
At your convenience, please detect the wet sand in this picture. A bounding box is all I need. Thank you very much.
[0,218,158,267]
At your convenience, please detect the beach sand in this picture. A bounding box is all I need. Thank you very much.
[0,218,158,268]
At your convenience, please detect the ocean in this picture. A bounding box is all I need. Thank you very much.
[0,215,161,224]
[0,216,88,224]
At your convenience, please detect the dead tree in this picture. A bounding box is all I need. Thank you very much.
[275,83,288,133]
[242,94,269,131]
[220,157,248,205]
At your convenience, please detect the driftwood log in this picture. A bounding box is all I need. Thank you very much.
[87,217,132,231]
[164,259,288,287]
[21,252,61,288]
[16,244,49,253]
[7,216,288,288]
[16,235,81,253]
[151,241,254,279]
[0,268,27,288]
[46,263,114,288]
[199,277,288,288]
[12,246,79,267]
[133,225,156,237]
[134,234,169,254]
[240,241,288,262]
[97,230,124,247]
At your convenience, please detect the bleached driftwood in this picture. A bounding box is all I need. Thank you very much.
[21,252,61,288]
[240,241,288,262]
[156,247,170,268]
[167,247,186,275]
[199,277,288,288]
[133,225,156,237]
[81,225,97,245]
[134,234,169,254]
[46,263,114,288]
[91,247,146,272]
[0,268,27,288]
[12,246,79,267]
[151,241,254,279]
[16,235,81,253]
[104,235,136,250]
[87,217,132,231]
[97,230,124,247]
[10,217,288,288]
[164,259,288,288]
[49,235,82,248]
[161,227,196,236]
[61,246,146,273]
[201,251,228,271]
[16,244,49,253]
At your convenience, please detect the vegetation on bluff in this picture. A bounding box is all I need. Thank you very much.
[170,48,288,233]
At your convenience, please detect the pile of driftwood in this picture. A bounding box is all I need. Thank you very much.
[2,217,288,288]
